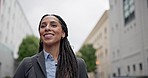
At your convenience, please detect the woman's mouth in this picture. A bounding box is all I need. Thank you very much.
[43,33,54,39]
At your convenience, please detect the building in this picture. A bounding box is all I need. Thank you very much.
[0,0,33,77]
[109,0,148,77]
[0,43,14,78]
[82,10,110,78]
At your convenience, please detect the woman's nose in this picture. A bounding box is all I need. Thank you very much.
[45,24,50,31]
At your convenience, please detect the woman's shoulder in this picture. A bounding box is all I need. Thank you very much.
[76,57,85,63]
[76,57,86,67]
[19,53,39,68]
[76,57,88,78]
[19,57,32,69]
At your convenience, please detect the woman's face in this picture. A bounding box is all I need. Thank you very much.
[39,16,65,46]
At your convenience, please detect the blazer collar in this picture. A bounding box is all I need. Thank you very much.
[36,51,47,77]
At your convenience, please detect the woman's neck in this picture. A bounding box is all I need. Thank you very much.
[43,43,60,61]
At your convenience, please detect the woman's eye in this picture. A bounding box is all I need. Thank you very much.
[40,25,46,28]
[51,24,57,27]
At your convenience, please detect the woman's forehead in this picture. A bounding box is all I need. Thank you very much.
[42,16,59,22]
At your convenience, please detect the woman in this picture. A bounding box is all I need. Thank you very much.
[13,14,88,78]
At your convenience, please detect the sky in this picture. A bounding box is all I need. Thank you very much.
[18,0,109,52]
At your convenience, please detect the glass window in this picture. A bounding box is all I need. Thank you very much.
[105,49,108,55]
[117,49,120,56]
[115,0,117,4]
[0,31,1,40]
[0,62,1,78]
[147,0,148,8]
[1,14,3,23]
[116,24,118,30]
[113,73,116,77]
[139,63,143,70]
[5,36,8,43]
[113,51,115,58]
[0,0,1,10]
[118,67,121,76]
[8,7,11,14]
[104,27,107,33]
[133,64,136,71]
[127,65,130,72]
[123,0,135,25]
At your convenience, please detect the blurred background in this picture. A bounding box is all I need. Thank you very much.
[0,0,148,78]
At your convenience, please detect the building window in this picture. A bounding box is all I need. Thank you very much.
[13,13,15,20]
[8,7,11,14]
[117,49,120,56]
[112,27,114,32]
[116,24,118,30]
[123,0,135,25]
[113,73,116,77]
[113,51,115,58]
[110,4,113,10]
[1,14,4,23]
[104,27,107,33]
[0,62,1,78]
[127,65,130,72]
[7,21,9,29]
[5,36,8,43]
[118,67,121,76]
[147,0,148,8]
[0,31,1,40]
[133,64,136,71]
[105,49,108,55]
[115,0,117,5]
[0,0,1,10]
[139,63,143,71]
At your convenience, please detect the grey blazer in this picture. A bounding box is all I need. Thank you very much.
[13,51,88,78]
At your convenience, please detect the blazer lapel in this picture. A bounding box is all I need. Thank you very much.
[36,51,47,77]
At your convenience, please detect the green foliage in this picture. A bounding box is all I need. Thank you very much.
[78,44,96,72]
[17,35,39,61]
[5,76,11,78]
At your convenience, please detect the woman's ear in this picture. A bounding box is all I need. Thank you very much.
[62,32,65,39]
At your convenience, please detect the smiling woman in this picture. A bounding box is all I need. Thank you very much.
[39,15,65,48]
[13,14,88,78]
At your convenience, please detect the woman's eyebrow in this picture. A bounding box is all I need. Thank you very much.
[41,22,46,24]
[50,21,58,23]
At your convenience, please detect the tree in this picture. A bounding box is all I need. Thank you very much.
[78,44,96,72]
[17,35,39,61]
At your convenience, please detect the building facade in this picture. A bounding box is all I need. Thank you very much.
[82,10,110,78]
[0,0,33,77]
[109,0,148,77]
